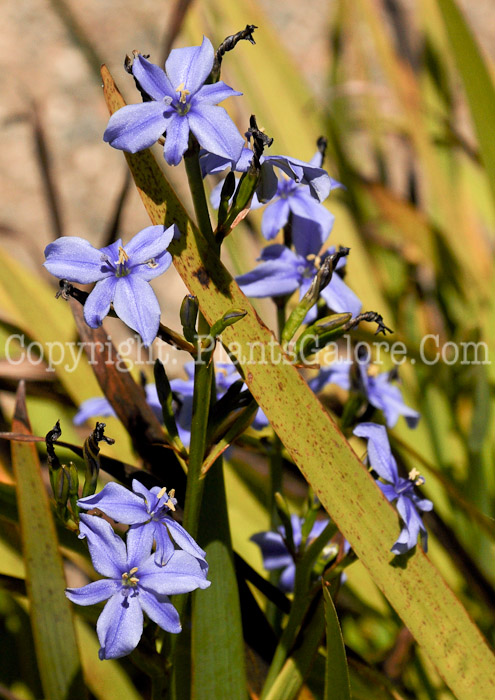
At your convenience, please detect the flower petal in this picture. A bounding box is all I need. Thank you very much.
[289,197,334,255]
[124,224,176,264]
[261,198,290,240]
[309,360,352,394]
[250,532,293,570]
[163,113,191,166]
[73,397,115,426]
[321,273,362,317]
[368,375,420,428]
[152,521,176,566]
[83,277,118,328]
[44,237,112,284]
[161,517,207,561]
[353,423,398,484]
[126,523,155,568]
[97,591,143,659]
[236,259,300,298]
[66,579,120,606]
[278,563,296,593]
[78,514,127,578]
[194,81,242,105]
[132,251,173,281]
[78,482,149,524]
[165,36,214,94]
[132,54,175,100]
[112,276,161,347]
[139,551,210,595]
[103,102,169,153]
[139,589,181,633]
[188,105,244,164]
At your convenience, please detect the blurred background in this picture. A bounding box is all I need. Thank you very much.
[0,0,494,698]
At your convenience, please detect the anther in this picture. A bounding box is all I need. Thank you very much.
[175,82,191,104]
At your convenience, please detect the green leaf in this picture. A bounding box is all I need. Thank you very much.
[11,382,86,700]
[436,0,495,209]
[102,67,495,700]
[191,461,247,700]
[323,586,351,700]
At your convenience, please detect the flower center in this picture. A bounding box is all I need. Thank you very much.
[116,246,130,277]
[121,567,139,588]
[149,486,177,518]
[408,468,425,486]
[175,82,192,115]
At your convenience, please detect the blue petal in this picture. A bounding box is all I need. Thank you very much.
[104,102,170,153]
[278,564,296,593]
[393,495,425,553]
[321,273,362,317]
[79,514,127,578]
[139,551,210,594]
[236,259,300,298]
[97,591,143,659]
[78,483,149,524]
[163,113,191,166]
[250,531,293,570]
[261,198,290,240]
[194,81,242,105]
[139,589,181,633]
[125,224,176,265]
[309,361,352,394]
[165,36,214,95]
[126,523,155,568]
[367,375,420,428]
[153,521,176,566]
[112,276,161,347]
[264,155,341,202]
[83,277,117,328]
[289,195,335,254]
[132,251,173,281]
[188,105,244,164]
[44,237,112,284]
[132,54,175,100]
[66,579,120,606]
[161,517,207,561]
[353,423,399,485]
[73,397,115,426]
[199,151,232,176]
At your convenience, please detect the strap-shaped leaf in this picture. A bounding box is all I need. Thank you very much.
[323,586,351,700]
[11,382,86,700]
[102,67,495,700]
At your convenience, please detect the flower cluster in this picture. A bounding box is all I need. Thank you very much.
[66,481,209,659]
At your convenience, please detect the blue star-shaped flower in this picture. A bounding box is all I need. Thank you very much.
[353,423,433,554]
[78,479,207,567]
[236,240,362,320]
[310,359,420,428]
[251,515,331,592]
[103,37,244,167]
[44,224,177,347]
[65,514,210,659]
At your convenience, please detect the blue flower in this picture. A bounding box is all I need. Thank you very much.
[65,514,210,659]
[309,359,420,428]
[74,385,162,426]
[353,423,433,554]
[103,37,244,167]
[236,240,362,320]
[78,479,207,568]
[201,146,340,204]
[251,515,331,592]
[44,225,177,347]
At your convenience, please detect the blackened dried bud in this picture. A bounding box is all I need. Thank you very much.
[45,420,62,472]
[388,365,400,382]
[345,311,393,336]
[245,115,273,169]
[56,280,88,305]
[210,25,258,82]
[124,50,153,102]
[92,422,115,447]
[316,136,328,166]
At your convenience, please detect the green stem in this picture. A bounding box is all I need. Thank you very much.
[184,137,215,248]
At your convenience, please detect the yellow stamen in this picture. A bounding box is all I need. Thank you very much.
[157,486,167,500]
[129,567,139,575]
[175,82,191,104]
[408,468,425,486]
[122,572,129,579]
[118,246,129,265]
[129,576,139,584]
[165,499,176,512]
[367,364,380,377]
[169,489,176,499]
